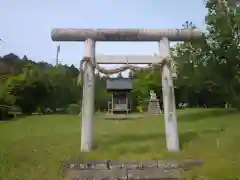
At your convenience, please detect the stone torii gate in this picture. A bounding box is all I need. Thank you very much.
[51,28,202,152]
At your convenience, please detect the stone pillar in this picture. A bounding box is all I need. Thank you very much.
[81,38,95,152]
[148,90,162,115]
[159,37,179,152]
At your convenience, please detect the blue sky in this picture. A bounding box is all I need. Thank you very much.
[0,0,207,68]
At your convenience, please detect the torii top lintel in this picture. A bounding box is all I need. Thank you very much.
[51,28,202,42]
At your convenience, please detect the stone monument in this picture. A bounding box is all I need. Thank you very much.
[148,90,162,115]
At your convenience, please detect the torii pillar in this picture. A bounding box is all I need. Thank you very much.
[159,37,179,151]
[80,39,95,151]
[51,28,202,152]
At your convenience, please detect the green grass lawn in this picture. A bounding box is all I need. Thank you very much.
[0,108,240,180]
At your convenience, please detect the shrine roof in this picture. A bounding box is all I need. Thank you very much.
[106,77,132,91]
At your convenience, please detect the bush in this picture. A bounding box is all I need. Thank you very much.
[66,104,80,115]
[0,106,8,120]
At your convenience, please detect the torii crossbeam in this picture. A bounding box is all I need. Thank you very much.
[51,28,202,152]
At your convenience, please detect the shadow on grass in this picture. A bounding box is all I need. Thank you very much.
[178,109,238,122]
[95,132,197,151]
[179,128,225,149]
[95,127,225,151]
[179,131,198,149]
[93,134,163,150]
